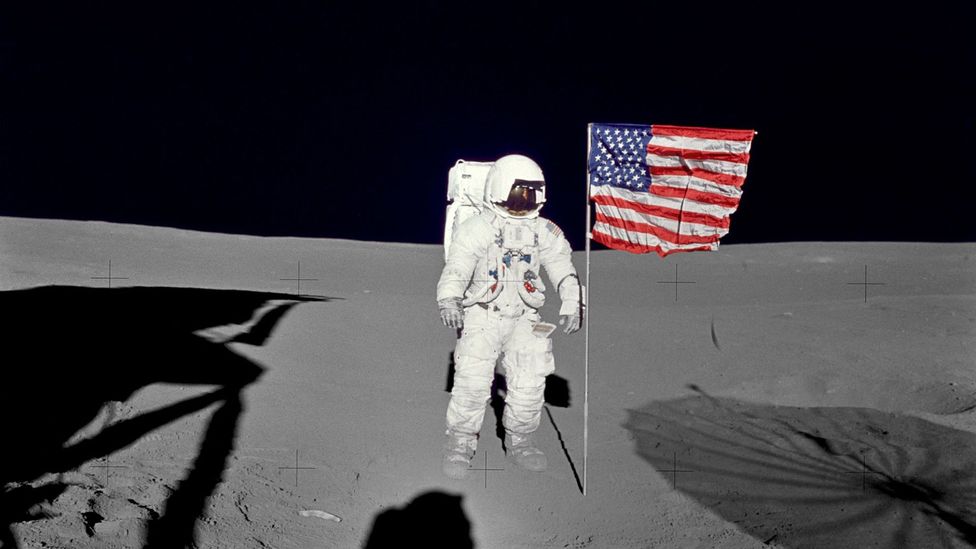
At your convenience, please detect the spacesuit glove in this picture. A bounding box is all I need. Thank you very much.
[438,298,464,330]
[559,313,581,334]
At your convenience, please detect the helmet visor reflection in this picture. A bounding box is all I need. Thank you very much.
[497,179,543,216]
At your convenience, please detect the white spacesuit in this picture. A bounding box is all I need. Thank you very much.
[437,154,582,480]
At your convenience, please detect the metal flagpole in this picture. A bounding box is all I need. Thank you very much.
[583,123,592,496]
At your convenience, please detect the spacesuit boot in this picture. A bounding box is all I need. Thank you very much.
[442,432,477,480]
[505,430,547,472]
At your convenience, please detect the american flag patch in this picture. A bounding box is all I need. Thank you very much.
[544,219,563,238]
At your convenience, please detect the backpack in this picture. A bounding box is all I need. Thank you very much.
[443,159,494,260]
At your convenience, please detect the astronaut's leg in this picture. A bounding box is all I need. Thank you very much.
[444,306,501,479]
[501,313,555,472]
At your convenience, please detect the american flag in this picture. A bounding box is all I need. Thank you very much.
[588,123,755,256]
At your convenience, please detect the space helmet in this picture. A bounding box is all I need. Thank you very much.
[484,154,547,219]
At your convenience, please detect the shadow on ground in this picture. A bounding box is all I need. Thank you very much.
[362,490,473,548]
[0,285,331,549]
[624,386,976,548]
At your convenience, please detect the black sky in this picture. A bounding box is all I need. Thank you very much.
[1,2,973,250]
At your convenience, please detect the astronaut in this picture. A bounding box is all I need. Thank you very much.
[437,154,582,480]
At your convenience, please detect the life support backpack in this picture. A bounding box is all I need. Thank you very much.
[444,159,493,261]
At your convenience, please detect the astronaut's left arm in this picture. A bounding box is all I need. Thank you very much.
[538,221,583,332]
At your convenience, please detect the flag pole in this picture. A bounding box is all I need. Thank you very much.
[583,123,592,496]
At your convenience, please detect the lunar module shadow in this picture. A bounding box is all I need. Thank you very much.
[0,285,330,549]
[624,387,976,548]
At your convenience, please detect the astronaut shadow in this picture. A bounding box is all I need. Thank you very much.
[487,373,571,439]
[445,351,457,393]
[0,285,331,549]
[362,490,473,549]
[486,372,581,492]
[624,386,976,548]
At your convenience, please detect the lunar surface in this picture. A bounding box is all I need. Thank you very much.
[1,216,974,548]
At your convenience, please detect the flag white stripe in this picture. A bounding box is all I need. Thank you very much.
[650,175,743,199]
[648,134,753,154]
[591,184,737,219]
[647,154,749,177]
[594,202,730,238]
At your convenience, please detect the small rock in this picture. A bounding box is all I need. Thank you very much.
[300,509,341,522]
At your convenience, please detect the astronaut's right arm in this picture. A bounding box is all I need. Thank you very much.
[437,220,484,328]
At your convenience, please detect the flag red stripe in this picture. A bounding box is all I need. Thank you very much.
[646,144,750,164]
[651,125,755,141]
[648,185,741,209]
[592,230,663,254]
[595,212,723,245]
[591,229,716,256]
[592,193,730,229]
[649,166,746,188]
